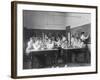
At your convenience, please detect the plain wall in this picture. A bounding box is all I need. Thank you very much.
[23,11,90,30]
[65,13,91,28]
[23,11,66,30]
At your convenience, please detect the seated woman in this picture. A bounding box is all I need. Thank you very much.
[39,39,45,50]
[26,37,41,54]
[26,37,34,55]
[61,40,68,49]
[77,38,86,48]
[61,36,68,49]
[33,37,41,50]
[55,37,61,48]
[46,38,54,49]
[26,37,50,68]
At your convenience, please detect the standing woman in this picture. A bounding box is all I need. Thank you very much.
[80,32,89,44]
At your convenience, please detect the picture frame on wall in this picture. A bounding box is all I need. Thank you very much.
[11,1,98,78]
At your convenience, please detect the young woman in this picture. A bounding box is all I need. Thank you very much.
[26,37,34,54]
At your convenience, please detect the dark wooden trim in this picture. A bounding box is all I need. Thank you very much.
[11,1,17,78]
[96,6,98,73]
[11,1,98,79]
[13,72,97,79]
[11,1,97,9]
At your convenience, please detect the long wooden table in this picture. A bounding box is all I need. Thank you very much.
[28,47,90,68]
